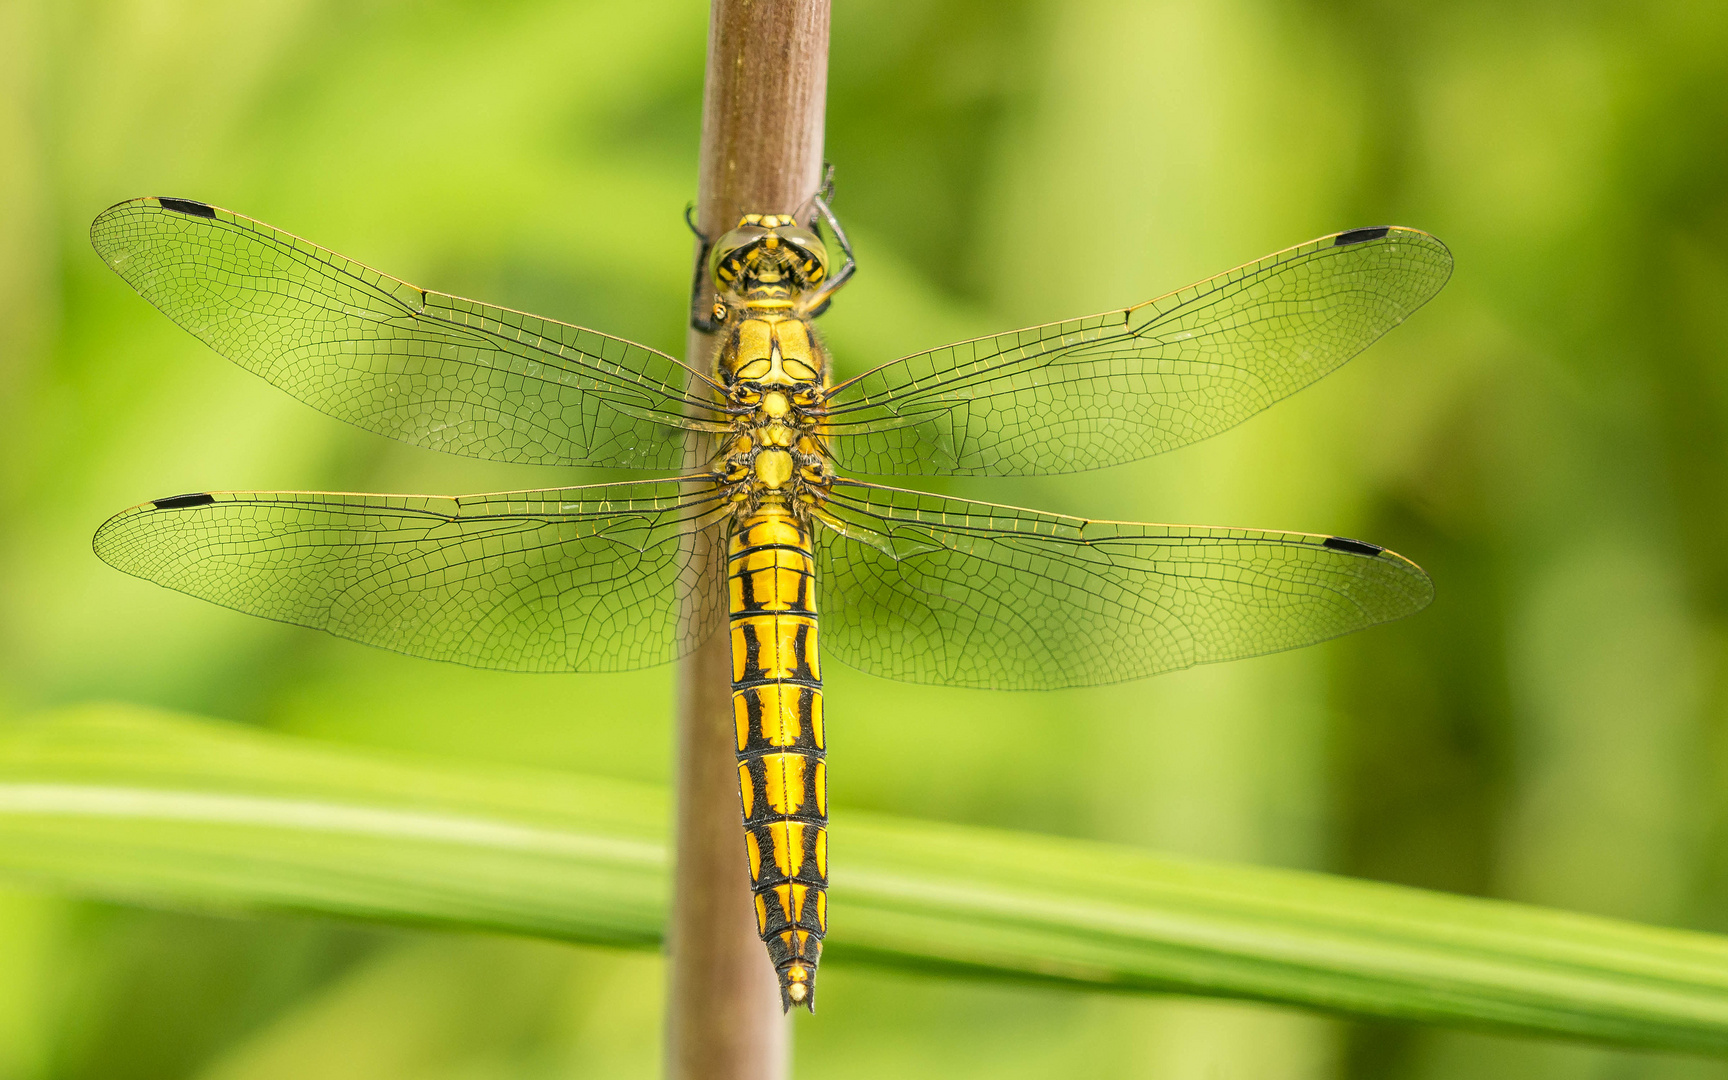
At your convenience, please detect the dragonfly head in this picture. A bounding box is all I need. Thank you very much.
[711,214,829,311]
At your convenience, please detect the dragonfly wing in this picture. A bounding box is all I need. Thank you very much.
[91,197,722,469]
[823,227,1451,476]
[814,480,1432,689]
[93,480,729,672]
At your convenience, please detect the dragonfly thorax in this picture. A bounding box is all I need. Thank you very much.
[714,312,830,512]
[719,313,824,384]
[717,409,830,513]
[711,214,829,313]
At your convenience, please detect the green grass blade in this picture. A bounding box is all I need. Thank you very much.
[3,704,1728,1053]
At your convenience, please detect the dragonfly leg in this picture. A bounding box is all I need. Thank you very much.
[805,173,855,319]
[817,160,835,205]
[686,203,724,334]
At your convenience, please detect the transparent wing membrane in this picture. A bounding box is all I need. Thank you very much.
[93,199,1442,687]
[823,227,1452,476]
[90,198,722,468]
[95,473,1433,688]
[93,480,729,672]
[815,480,1433,689]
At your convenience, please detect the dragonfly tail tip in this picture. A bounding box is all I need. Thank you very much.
[778,963,816,1013]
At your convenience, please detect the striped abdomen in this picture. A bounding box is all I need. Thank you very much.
[728,508,827,1012]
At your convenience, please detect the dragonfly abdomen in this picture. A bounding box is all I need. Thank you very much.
[727,508,828,1012]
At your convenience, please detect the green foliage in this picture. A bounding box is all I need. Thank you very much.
[4,0,1728,1076]
[9,706,1728,1057]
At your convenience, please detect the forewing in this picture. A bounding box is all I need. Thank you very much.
[824,227,1451,476]
[90,197,722,468]
[93,480,729,673]
[815,481,1432,689]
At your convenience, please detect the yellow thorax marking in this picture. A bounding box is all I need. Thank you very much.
[754,449,794,488]
[730,318,819,386]
[734,320,772,380]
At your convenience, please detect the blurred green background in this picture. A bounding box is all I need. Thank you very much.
[3,0,1727,1076]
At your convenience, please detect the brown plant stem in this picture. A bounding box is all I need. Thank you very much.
[668,2,829,1078]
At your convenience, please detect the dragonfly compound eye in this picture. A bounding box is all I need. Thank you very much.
[711,219,830,305]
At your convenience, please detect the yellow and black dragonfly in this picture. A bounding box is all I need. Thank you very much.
[90,193,1450,1011]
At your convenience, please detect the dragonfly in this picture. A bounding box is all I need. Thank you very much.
[90,190,1450,1012]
